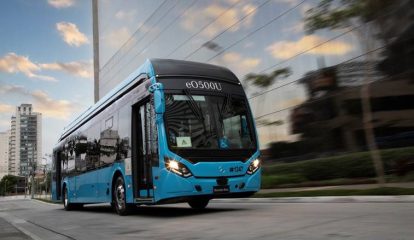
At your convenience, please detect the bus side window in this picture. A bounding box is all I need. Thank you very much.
[74,132,87,173]
[100,113,119,165]
[66,138,76,174]
[146,101,158,166]
[118,104,131,159]
[86,124,100,170]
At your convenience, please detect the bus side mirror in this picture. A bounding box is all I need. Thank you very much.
[148,82,165,114]
[154,90,165,114]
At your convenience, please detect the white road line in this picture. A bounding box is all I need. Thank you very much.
[212,195,414,203]
[0,212,43,240]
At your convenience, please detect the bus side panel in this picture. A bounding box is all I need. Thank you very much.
[96,164,119,203]
[76,170,98,203]
[97,161,132,202]
[51,179,57,201]
[59,161,134,205]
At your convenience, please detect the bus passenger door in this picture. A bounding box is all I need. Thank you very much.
[132,101,155,199]
[52,150,62,201]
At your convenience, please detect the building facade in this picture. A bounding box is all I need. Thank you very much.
[0,131,10,180]
[93,0,414,160]
[8,104,42,176]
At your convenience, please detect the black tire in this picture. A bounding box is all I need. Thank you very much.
[113,176,133,216]
[188,198,209,209]
[63,187,73,211]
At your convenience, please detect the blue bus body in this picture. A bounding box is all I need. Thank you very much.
[52,59,260,211]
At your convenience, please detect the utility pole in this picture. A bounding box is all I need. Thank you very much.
[29,161,36,199]
[24,175,27,198]
[4,179,7,196]
[31,174,35,199]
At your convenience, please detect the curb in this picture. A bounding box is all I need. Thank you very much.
[32,199,60,206]
[212,195,414,203]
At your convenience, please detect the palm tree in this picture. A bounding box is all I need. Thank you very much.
[245,68,291,143]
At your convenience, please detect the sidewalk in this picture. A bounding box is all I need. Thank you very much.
[0,195,27,201]
[258,182,414,194]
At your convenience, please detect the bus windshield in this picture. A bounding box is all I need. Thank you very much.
[165,93,256,151]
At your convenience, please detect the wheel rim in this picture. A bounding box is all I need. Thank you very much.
[116,183,125,210]
[64,189,68,207]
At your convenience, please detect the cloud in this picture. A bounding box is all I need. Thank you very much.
[115,10,137,21]
[31,90,79,119]
[0,84,26,95]
[103,27,132,49]
[181,3,257,37]
[275,0,299,7]
[0,103,14,113]
[0,118,10,131]
[0,53,56,81]
[56,22,89,47]
[0,52,92,81]
[0,84,80,120]
[282,21,304,33]
[40,60,93,78]
[221,52,261,75]
[267,35,352,59]
[48,0,75,8]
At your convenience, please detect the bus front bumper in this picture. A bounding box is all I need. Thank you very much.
[154,169,261,203]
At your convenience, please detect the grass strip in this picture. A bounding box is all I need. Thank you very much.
[253,187,414,198]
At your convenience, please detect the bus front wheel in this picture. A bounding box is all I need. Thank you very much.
[113,176,132,216]
[188,198,209,209]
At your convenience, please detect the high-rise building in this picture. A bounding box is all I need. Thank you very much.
[8,104,42,176]
[0,131,10,180]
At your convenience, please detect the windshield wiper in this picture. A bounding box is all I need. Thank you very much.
[183,90,204,121]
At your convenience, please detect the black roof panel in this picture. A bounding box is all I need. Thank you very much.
[150,58,239,83]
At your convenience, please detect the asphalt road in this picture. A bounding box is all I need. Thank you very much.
[1,197,413,240]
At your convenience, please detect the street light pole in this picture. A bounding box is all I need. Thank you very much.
[4,179,7,196]
[24,174,27,198]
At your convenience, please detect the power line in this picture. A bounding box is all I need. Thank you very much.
[118,0,199,71]
[100,0,168,73]
[166,0,243,58]
[206,0,306,62]
[245,26,359,98]
[184,0,273,60]
[252,46,388,121]
[248,42,386,100]
[102,1,181,82]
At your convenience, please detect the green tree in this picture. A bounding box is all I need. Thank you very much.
[245,68,291,89]
[303,0,398,185]
[244,68,291,143]
[304,0,394,37]
[0,175,19,196]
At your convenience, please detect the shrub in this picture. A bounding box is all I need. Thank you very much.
[263,146,414,181]
[261,174,307,188]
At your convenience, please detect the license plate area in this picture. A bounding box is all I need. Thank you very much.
[213,185,230,194]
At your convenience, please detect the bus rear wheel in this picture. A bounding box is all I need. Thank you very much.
[63,187,83,211]
[188,198,209,209]
[113,176,133,216]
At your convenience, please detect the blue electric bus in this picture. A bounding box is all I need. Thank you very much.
[51,59,261,215]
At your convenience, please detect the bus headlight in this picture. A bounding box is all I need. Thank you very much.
[165,159,193,178]
[247,159,260,175]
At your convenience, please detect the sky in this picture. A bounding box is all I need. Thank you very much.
[0,0,94,156]
[0,0,366,154]
[95,0,363,147]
